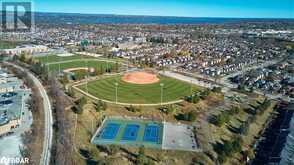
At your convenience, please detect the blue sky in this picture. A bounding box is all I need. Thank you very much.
[33,0,294,18]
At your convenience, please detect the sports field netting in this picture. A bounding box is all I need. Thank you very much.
[122,124,140,141]
[100,123,120,140]
[143,124,159,143]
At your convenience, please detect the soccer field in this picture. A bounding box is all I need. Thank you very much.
[78,75,195,104]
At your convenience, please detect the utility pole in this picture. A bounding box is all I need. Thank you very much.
[160,83,164,105]
[115,82,118,104]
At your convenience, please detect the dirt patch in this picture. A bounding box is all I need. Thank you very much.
[122,72,159,84]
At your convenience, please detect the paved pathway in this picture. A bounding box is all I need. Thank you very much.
[5,62,53,165]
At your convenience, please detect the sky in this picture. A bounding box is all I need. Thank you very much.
[32,0,294,18]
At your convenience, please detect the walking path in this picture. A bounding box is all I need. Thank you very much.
[5,62,53,165]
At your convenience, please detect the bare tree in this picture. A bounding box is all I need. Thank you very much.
[48,74,74,165]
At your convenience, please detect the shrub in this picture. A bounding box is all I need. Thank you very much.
[212,87,222,93]
[215,111,231,127]
[126,105,141,112]
[94,100,107,112]
[107,145,120,155]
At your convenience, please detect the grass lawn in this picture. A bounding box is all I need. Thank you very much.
[36,54,125,64]
[0,41,18,49]
[35,54,93,64]
[78,75,195,104]
[47,60,116,72]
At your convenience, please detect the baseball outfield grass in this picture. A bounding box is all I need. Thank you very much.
[78,75,196,104]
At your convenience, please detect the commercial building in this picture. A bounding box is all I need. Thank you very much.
[1,45,48,56]
[0,68,31,136]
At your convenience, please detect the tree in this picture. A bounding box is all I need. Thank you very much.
[244,149,254,160]
[239,121,250,135]
[19,53,26,62]
[74,70,86,80]
[114,62,119,73]
[60,75,69,85]
[200,89,211,99]
[166,105,177,115]
[136,146,146,165]
[230,106,240,115]
[212,87,222,93]
[31,62,46,76]
[185,111,198,122]
[126,105,141,113]
[73,97,87,114]
[238,84,246,92]
[215,111,231,127]
[89,148,99,159]
[107,145,120,155]
[94,100,107,112]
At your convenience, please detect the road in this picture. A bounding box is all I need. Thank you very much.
[159,71,218,89]
[162,67,292,102]
[5,62,53,165]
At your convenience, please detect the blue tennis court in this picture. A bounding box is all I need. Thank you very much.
[92,118,163,149]
[122,124,140,141]
[143,124,159,143]
[100,123,120,140]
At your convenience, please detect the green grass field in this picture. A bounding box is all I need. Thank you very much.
[78,75,195,104]
[36,54,92,64]
[36,54,125,64]
[34,55,118,72]
[47,60,116,72]
[0,41,18,49]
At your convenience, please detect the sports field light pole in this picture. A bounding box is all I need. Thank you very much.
[115,82,118,104]
[46,54,49,74]
[86,60,89,94]
[160,83,164,105]
[190,79,193,95]
[58,56,61,75]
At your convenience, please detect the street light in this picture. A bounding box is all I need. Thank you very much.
[115,82,118,104]
[160,83,164,105]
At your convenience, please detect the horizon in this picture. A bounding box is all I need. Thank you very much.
[27,0,294,19]
[31,11,294,20]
